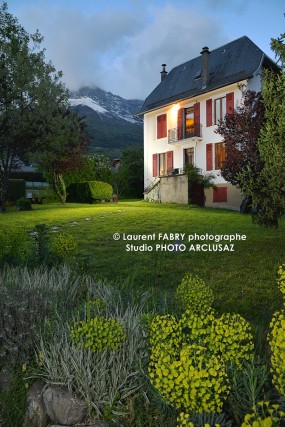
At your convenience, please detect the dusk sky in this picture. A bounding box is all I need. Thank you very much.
[6,0,285,100]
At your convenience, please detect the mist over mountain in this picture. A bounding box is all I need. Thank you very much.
[69,87,144,158]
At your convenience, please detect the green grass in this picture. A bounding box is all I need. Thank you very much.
[1,200,284,325]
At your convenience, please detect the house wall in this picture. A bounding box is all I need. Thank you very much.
[143,75,261,209]
[160,175,188,204]
[204,184,243,210]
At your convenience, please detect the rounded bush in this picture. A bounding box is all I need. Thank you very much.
[149,344,230,413]
[209,313,254,369]
[70,316,126,352]
[268,310,285,396]
[50,233,77,261]
[15,197,32,211]
[176,273,214,314]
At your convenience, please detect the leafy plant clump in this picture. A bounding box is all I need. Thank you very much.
[176,273,214,313]
[70,316,126,352]
[50,232,78,262]
[148,272,255,418]
[15,197,32,211]
[241,401,285,426]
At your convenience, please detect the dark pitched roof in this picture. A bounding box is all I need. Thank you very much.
[138,36,278,115]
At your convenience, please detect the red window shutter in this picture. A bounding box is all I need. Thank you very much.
[152,154,158,177]
[226,92,234,115]
[157,114,167,139]
[167,150,173,173]
[194,102,200,136]
[206,143,213,171]
[213,187,228,202]
[206,99,212,127]
[177,108,183,140]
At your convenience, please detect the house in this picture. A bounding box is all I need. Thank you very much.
[137,36,278,209]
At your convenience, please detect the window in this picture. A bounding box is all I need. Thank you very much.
[215,142,226,169]
[184,148,194,166]
[214,92,234,124]
[159,153,167,176]
[177,103,200,141]
[185,107,194,138]
[153,151,173,176]
[214,97,226,124]
[157,114,167,139]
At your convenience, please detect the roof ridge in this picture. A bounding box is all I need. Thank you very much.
[170,36,255,71]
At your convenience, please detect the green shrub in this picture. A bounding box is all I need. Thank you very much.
[177,411,233,426]
[7,179,26,202]
[50,233,77,262]
[241,401,285,426]
[70,316,126,352]
[268,310,285,396]
[0,227,30,267]
[0,367,28,427]
[149,344,230,414]
[34,291,147,421]
[277,263,285,300]
[148,275,255,417]
[176,273,214,314]
[67,181,113,203]
[15,197,32,211]
[209,313,254,369]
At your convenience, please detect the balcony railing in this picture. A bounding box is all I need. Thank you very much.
[159,167,186,177]
[168,124,202,144]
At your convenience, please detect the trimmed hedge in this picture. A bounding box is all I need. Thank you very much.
[7,179,26,202]
[9,171,45,182]
[67,181,113,203]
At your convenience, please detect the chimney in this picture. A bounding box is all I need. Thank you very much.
[200,46,210,87]
[160,64,168,81]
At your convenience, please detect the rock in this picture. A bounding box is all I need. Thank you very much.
[43,385,88,425]
[25,380,47,427]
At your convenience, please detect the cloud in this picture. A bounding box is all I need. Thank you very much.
[12,1,229,99]
[104,4,228,98]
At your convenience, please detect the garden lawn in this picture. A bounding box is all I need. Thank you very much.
[1,201,284,325]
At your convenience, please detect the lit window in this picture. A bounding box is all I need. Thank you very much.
[215,142,226,169]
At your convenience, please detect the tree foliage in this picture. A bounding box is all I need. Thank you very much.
[0,2,84,207]
[215,90,264,188]
[250,33,285,227]
[118,146,144,198]
[35,111,87,203]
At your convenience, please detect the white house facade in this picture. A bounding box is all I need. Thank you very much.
[138,36,277,210]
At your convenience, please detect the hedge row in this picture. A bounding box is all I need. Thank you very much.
[67,181,113,203]
[7,179,26,202]
[9,171,45,182]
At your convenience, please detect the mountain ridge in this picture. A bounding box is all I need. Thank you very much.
[69,86,144,158]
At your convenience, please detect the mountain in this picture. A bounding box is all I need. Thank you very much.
[69,87,144,158]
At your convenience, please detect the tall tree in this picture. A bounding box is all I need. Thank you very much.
[215,90,264,189]
[250,33,285,227]
[0,2,78,209]
[118,146,144,198]
[35,111,87,203]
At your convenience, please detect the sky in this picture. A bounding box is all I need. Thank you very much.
[5,0,285,100]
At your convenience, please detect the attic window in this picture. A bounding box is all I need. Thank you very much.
[195,70,202,79]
